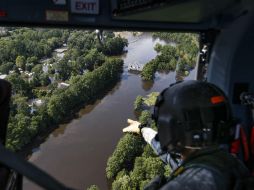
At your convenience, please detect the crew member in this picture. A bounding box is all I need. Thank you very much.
[123,80,250,190]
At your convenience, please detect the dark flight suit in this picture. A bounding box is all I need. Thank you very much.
[159,148,249,190]
[141,127,250,190]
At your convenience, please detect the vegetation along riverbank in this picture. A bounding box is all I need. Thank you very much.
[105,92,171,190]
[141,32,199,81]
[0,28,127,151]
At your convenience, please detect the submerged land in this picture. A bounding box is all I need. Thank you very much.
[0,28,198,189]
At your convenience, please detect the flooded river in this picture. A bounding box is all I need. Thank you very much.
[24,33,196,190]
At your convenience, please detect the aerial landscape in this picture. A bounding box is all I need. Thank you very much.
[0,28,198,189]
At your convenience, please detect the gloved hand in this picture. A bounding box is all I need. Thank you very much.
[123,119,141,134]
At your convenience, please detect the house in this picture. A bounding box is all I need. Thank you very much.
[0,74,7,79]
[57,82,70,89]
[28,99,45,107]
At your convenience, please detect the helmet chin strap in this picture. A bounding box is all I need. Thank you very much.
[166,144,201,159]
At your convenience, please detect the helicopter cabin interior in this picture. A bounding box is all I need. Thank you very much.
[0,0,254,189]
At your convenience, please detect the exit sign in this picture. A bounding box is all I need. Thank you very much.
[71,0,99,14]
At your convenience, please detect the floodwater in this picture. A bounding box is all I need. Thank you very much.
[24,33,197,190]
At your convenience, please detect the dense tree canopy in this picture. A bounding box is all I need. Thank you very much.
[141,60,158,81]
[0,28,68,65]
[6,73,31,96]
[106,134,145,179]
[0,62,14,74]
[4,28,127,151]
[7,57,124,150]
[141,32,199,81]
[102,36,128,55]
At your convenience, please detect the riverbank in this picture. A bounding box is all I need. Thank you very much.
[18,79,123,158]
[114,31,143,39]
[18,59,124,157]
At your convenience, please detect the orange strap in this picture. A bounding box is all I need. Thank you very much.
[230,124,250,162]
[231,139,241,155]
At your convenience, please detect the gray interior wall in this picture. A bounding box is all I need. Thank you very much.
[207,8,254,124]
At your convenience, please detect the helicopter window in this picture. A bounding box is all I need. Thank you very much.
[0,27,200,189]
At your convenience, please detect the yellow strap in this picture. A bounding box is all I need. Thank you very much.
[172,166,185,177]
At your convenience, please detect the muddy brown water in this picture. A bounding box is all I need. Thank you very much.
[24,33,197,190]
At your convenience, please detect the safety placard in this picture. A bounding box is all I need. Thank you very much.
[71,0,99,14]
[46,10,69,22]
[52,0,66,5]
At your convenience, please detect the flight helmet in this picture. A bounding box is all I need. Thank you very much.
[153,80,232,153]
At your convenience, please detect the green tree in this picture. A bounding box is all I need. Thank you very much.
[47,92,66,123]
[112,175,133,190]
[141,60,158,81]
[31,64,43,74]
[40,73,51,86]
[30,75,41,87]
[139,110,151,125]
[7,114,33,150]
[106,134,144,179]
[68,31,95,51]
[26,56,38,65]
[0,62,14,74]
[130,157,165,189]
[103,36,128,55]
[55,59,72,80]
[25,62,34,72]
[16,55,26,70]
[30,64,44,87]
[48,66,55,75]
[83,49,105,70]
[6,73,31,96]
[134,95,143,111]
[12,95,30,115]
[142,144,156,158]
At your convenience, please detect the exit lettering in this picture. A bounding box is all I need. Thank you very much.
[75,2,96,11]
[71,0,99,14]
